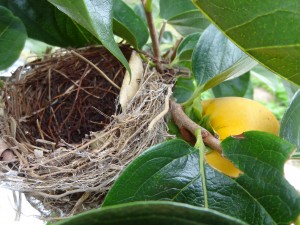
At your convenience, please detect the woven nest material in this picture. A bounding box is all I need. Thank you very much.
[0,46,174,218]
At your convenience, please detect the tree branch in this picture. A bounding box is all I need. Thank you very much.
[170,100,222,153]
[142,0,163,73]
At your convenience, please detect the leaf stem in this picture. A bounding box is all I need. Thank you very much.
[170,99,222,153]
[195,129,208,208]
[142,0,163,73]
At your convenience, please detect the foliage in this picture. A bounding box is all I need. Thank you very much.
[0,0,300,224]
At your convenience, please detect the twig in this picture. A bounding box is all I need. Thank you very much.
[69,192,90,216]
[71,50,120,89]
[141,0,163,73]
[170,100,222,153]
[158,20,167,44]
[148,86,172,131]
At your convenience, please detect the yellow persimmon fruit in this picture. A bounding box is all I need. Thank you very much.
[202,97,279,177]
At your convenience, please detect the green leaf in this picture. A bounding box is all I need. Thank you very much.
[0,6,27,70]
[102,137,300,224]
[159,0,209,36]
[192,24,257,89]
[193,0,300,86]
[0,0,97,47]
[222,131,300,224]
[174,32,201,68]
[53,201,247,225]
[280,90,300,153]
[159,0,196,20]
[48,0,130,73]
[112,0,148,49]
[212,72,250,97]
[173,76,197,103]
[168,10,210,36]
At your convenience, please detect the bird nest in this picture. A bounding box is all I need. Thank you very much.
[0,45,173,218]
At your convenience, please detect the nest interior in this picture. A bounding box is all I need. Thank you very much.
[5,46,132,145]
[0,45,173,218]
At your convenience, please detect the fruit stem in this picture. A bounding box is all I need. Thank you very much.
[170,99,222,153]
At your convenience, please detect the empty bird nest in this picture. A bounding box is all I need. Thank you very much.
[0,45,174,218]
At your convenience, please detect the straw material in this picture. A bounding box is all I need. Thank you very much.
[0,46,174,218]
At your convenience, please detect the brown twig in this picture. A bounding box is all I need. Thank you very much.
[142,0,163,73]
[170,99,222,153]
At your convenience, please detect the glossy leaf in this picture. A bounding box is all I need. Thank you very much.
[159,0,196,20]
[48,0,130,72]
[192,24,257,89]
[193,0,300,86]
[280,90,300,153]
[0,6,27,70]
[112,0,148,49]
[168,10,210,36]
[159,0,209,36]
[222,131,300,224]
[173,76,197,103]
[175,32,200,68]
[212,72,250,97]
[53,201,247,225]
[0,0,97,47]
[103,136,300,224]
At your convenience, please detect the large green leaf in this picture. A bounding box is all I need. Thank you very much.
[0,6,27,70]
[212,72,250,98]
[103,135,300,225]
[0,0,97,47]
[48,0,130,72]
[53,201,246,225]
[280,90,300,154]
[112,0,148,49]
[192,24,257,89]
[222,132,300,224]
[193,0,300,86]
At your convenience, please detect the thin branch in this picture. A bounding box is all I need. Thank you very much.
[142,0,163,73]
[170,100,222,153]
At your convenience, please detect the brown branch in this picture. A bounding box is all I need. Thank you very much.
[170,100,222,153]
[142,0,163,73]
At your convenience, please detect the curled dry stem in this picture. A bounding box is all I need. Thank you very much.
[170,100,222,153]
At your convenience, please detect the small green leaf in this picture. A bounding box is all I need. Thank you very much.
[53,201,247,225]
[280,90,300,153]
[174,32,201,68]
[168,10,210,36]
[48,0,130,73]
[192,24,257,88]
[212,72,250,97]
[0,6,27,70]
[112,0,148,49]
[159,0,196,20]
[159,0,209,36]
[102,137,300,224]
[193,0,300,86]
[173,76,197,103]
